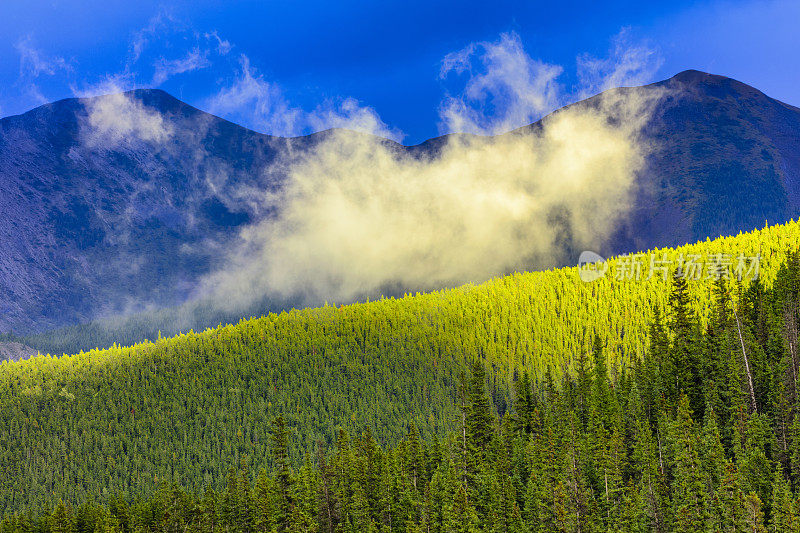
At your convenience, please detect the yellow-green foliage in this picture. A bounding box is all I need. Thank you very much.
[0,220,798,508]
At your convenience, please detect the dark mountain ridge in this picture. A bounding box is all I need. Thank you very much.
[1,70,799,335]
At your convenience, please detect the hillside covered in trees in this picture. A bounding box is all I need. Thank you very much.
[1,220,800,529]
[4,255,800,531]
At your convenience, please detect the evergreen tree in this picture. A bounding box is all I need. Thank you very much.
[272,415,293,532]
[253,469,274,532]
[669,274,704,417]
[48,500,75,533]
[671,394,707,531]
[710,462,747,532]
[744,491,767,533]
[461,359,494,504]
[770,466,799,532]
[446,483,480,533]
[513,370,536,435]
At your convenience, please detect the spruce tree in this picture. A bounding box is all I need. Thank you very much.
[48,500,75,533]
[669,274,704,418]
[671,394,707,531]
[769,466,799,532]
[271,415,293,532]
[513,370,536,435]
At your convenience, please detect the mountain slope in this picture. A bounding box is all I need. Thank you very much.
[3,267,799,528]
[0,341,36,362]
[621,70,800,251]
[1,71,799,335]
[1,218,799,509]
[0,216,800,509]
[0,90,326,334]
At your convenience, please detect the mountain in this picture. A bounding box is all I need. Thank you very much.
[0,341,36,362]
[613,70,800,251]
[0,90,334,334]
[1,70,799,335]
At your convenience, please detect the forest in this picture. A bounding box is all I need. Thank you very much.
[4,254,800,531]
[1,221,800,530]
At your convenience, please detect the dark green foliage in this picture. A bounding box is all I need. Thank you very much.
[5,268,800,531]
[5,237,800,530]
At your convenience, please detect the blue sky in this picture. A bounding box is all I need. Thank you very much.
[1,0,798,144]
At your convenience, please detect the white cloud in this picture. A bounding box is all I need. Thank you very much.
[199,33,665,310]
[129,12,178,64]
[205,55,301,135]
[45,23,664,316]
[439,32,563,135]
[15,36,72,78]
[80,81,173,147]
[152,47,211,86]
[577,28,663,96]
[205,31,232,55]
[206,55,398,139]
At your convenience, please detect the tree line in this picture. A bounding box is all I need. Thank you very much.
[5,252,800,531]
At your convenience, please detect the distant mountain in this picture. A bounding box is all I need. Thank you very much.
[0,90,341,334]
[0,341,37,362]
[1,70,799,335]
[611,70,800,252]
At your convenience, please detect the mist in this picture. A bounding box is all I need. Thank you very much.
[199,33,665,310]
[61,30,665,326]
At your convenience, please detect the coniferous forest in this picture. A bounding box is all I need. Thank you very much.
[2,223,800,530]
[3,3,800,529]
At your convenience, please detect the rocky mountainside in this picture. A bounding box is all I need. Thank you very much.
[0,90,337,333]
[0,341,37,362]
[613,70,800,252]
[1,70,798,334]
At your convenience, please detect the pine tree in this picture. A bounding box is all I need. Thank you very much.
[706,277,735,443]
[560,412,594,532]
[524,401,562,531]
[575,348,592,429]
[513,370,536,435]
[744,491,767,533]
[669,274,704,417]
[709,462,747,532]
[316,442,339,533]
[630,407,667,532]
[701,406,727,499]
[272,415,293,532]
[348,480,377,533]
[735,412,774,508]
[429,446,458,533]
[48,500,75,533]
[222,468,253,532]
[293,461,320,533]
[253,469,274,532]
[671,394,707,531]
[462,359,494,505]
[446,483,480,533]
[107,495,130,533]
[770,466,799,532]
[646,305,670,422]
[618,481,648,533]
[465,360,494,455]
[197,487,221,533]
[591,334,616,429]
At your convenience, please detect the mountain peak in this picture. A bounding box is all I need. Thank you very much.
[670,69,721,83]
[665,69,770,101]
[0,88,198,126]
[2,72,800,336]
[118,88,188,112]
